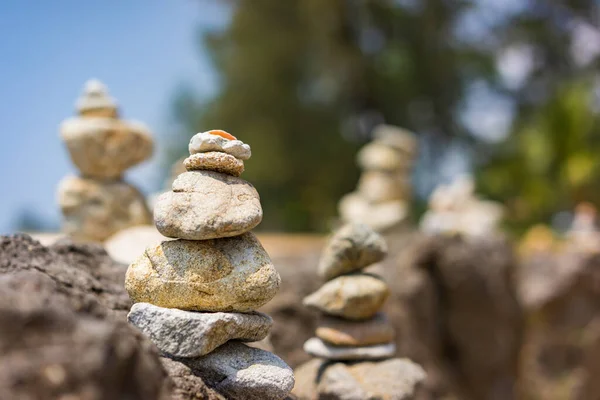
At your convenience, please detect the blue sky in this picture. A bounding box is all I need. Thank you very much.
[0,1,228,233]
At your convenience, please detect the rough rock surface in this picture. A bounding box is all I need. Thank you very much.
[160,358,226,400]
[128,303,272,357]
[172,341,295,400]
[57,175,152,242]
[0,233,228,400]
[183,151,244,176]
[318,223,388,280]
[154,170,262,240]
[316,313,394,346]
[304,337,396,361]
[303,273,389,320]
[60,117,153,180]
[293,358,426,400]
[125,233,281,311]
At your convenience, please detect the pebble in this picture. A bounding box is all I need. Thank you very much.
[183,152,244,176]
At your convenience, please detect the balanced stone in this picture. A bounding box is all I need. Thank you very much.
[183,152,244,177]
[339,192,408,232]
[173,341,295,400]
[304,337,396,361]
[154,171,262,240]
[128,303,272,357]
[125,232,280,312]
[372,124,418,156]
[318,223,387,280]
[357,142,411,172]
[303,273,389,320]
[357,171,412,203]
[189,130,251,160]
[58,176,152,242]
[61,81,153,180]
[316,313,395,346]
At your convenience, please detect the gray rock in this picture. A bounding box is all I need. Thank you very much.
[154,170,262,240]
[318,223,387,280]
[174,341,294,400]
[303,273,389,320]
[303,337,396,361]
[128,303,272,357]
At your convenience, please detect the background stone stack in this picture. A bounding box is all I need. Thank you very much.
[339,125,418,232]
[57,79,153,242]
[124,130,294,400]
[293,223,426,399]
[420,175,504,238]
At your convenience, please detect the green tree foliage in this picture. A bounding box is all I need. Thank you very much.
[171,0,494,232]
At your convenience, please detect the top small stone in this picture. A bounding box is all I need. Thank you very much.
[372,124,417,156]
[318,223,388,280]
[189,130,252,160]
[76,79,118,118]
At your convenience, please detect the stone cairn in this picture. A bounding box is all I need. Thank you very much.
[339,124,417,232]
[125,130,294,400]
[420,175,504,238]
[293,223,425,399]
[57,79,153,242]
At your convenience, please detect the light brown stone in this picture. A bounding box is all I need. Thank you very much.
[316,313,395,346]
[357,170,412,203]
[154,171,262,240]
[303,273,389,320]
[57,176,152,242]
[183,152,244,176]
[60,118,153,180]
[357,143,411,172]
[125,233,280,312]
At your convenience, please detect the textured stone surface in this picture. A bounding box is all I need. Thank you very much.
[0,234,171,400]
[304,337,396,361]
[173,341,294,400]
[303,273,389,320]
[57,176,152,242]
[357,170,412,203]
[189,130,252,160]
[293,358,426,400]
[316,313,395,346]
[128,303,272,357]
[318,223,387,280]
[160,357,226,400]
[60,117,153,179]
[183,151,244,176]
[339,192,408,232]
[154,170,262,240]
[125,233,280,312]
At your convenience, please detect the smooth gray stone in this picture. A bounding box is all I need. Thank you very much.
[303,337,396,361]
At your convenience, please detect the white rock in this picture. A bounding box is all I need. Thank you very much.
[303,337,396,360]
[189,131,251,160]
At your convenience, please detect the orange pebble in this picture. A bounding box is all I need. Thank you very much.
[208,129,237,141]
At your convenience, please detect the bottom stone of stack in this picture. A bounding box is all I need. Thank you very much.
[304,337,396,361]
[128,302,272,358]
[293,357,426,400]
[57,175,152,242]
[170,341,295,400]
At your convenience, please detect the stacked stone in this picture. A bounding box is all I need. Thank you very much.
[339,124,417,232]
[303,223,396,360]
[294,223,426,399]
[125,130,294,400]
[57,80,153,242]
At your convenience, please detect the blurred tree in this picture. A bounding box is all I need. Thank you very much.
[476,1,600,233]
[171,0,494,232]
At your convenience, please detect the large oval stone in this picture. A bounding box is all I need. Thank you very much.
[125,233,280,312]
[154,171,262,240]
[60,117,153,180]
[303,273,389,320]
